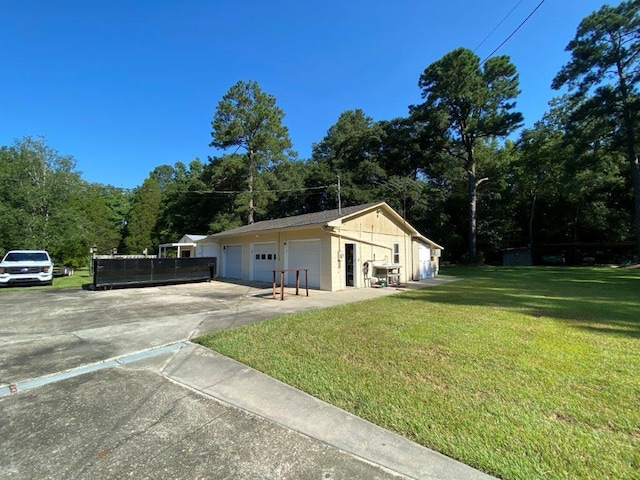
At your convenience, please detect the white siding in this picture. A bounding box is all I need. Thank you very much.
[199,243,217,258]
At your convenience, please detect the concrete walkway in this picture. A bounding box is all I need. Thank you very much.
[160,341,495,480]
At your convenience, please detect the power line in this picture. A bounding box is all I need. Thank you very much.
[474,0,526,53]
[481,0,547,65]
[187,185,330,196]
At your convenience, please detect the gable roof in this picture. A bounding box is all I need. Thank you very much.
[209,202,383,238]
[208,201,444,249]
[180,234,208,243]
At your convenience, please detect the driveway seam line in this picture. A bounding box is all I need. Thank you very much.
[0,341,189,398]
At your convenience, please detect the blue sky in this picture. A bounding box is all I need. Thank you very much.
[1,0,621,189]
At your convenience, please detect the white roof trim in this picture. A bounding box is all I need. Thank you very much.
[158,242,197,248]
[413,235,445,250]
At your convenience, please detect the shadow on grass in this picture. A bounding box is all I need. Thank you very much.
[402,266,640,339]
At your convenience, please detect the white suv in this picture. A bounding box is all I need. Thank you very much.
[0,250,54,286]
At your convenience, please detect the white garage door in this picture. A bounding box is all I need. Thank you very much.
[252,243,277,283]
[224,245,242,279]
[287,239,322,289]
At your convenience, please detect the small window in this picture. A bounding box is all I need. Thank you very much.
[393,243,400,264]
[273,254,276,260]
[267,254,272,260]
[261,254,266,260]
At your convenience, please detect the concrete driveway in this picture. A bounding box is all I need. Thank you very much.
[0,279,493,480]
[1,281,271,384]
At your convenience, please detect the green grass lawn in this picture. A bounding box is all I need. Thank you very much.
[195,266,640,480]
[52,268,93,289]
[0,268,92,292]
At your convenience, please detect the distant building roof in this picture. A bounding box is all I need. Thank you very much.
[159,234,209,250]
[181,234,208,243]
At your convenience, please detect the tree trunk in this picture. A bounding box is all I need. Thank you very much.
[247,149,255,225]
[616,59,640,262]
[467,144,478,263]
[468,175,478,263]
[528,192,537,248]
[631,154,640,263]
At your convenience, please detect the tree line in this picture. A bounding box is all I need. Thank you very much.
[1,1,638,266]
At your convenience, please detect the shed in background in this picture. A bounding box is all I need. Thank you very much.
[502,247,533,266]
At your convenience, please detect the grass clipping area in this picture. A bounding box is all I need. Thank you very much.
[195,267,640,480]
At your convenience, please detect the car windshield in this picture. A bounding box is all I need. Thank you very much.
[4,252,49,262]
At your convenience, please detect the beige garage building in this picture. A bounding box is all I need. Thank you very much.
[208,202,443,291]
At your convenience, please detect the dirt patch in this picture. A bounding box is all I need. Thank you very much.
[550,411,577,424]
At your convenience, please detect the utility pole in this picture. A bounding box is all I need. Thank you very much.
[337,175,342,214]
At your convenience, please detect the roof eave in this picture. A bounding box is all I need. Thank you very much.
[209,223,325,239]
[413,235,445,250]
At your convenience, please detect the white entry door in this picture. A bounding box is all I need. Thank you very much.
[418,245,432,279]
[286,239,322,289]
